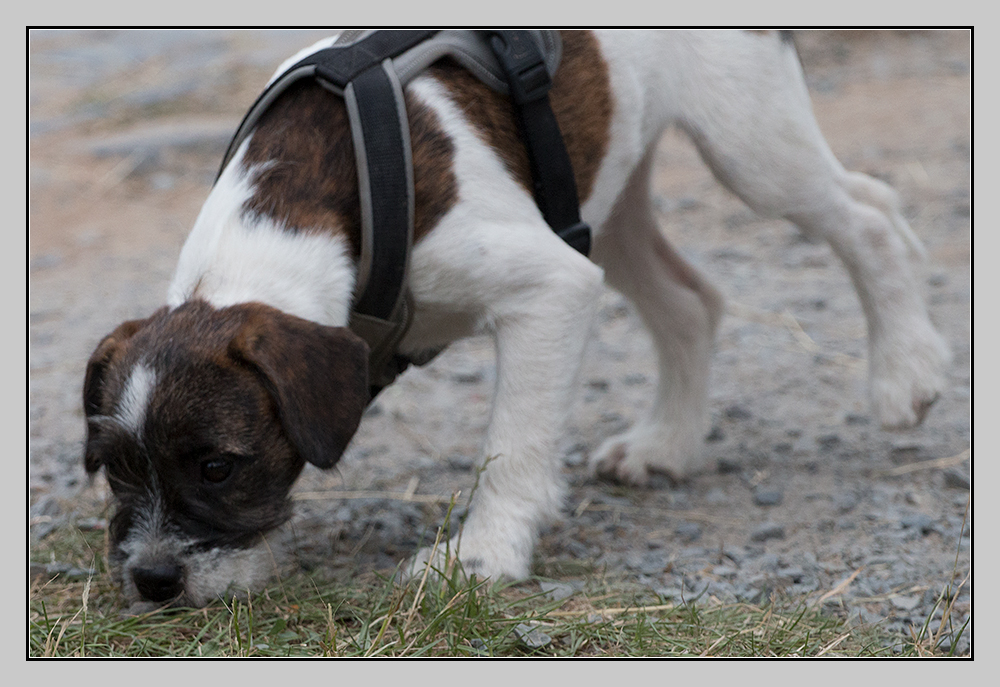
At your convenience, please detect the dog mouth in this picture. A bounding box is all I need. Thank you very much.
[113,531,282,611]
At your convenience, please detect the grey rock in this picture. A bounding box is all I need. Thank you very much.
[750,523,786,542]
[512,623,551,649]
[776,566,805,583]
[655,586,685,600]
[563,539,591,559]
[848,607,885,628]
[753,487,783,506]
[817,434,841,451]
[31,253,63,272]
[75,517,107,531]
[890,595,921,612]
[942,469,970,490]
[716,457,742,474]
[539,581,579,601]
[621,373,649,386]
[675,522,702,542]
[724,404,752,420]
[757,553,781,572]
[704,487,728,505]
[901,513,935,535]
[835,491,860,513]
[447,454,476,471]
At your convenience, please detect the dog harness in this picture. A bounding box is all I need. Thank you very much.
[217,30,591,398]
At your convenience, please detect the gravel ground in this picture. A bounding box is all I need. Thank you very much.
[28,30,971,654]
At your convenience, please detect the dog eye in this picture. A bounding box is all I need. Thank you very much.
[200,459,233,484]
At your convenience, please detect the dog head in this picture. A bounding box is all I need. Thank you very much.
[83,300,369,610]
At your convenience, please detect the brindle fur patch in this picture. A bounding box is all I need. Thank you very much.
[426,30,612,204]
[241,31,612,254]
[241,81,458,256]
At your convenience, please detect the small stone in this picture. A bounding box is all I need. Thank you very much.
[716,457,742,474]
[750,523,786,542]
[848,607,884,628]
[621,373,648,386]
[706,425,726,442]
[704,487,728,505]
[901,513,935,535]
[890,595,921,612]
[447,454,475,470]
[942,469,970,491]
[835,491,860,513]
[512,623,551,649]
[890,441,923,463]
[757,553,781,572]
[75,517,107,531]
[586,379,610,392]
[539,581,578,601]
[675,522,702,542]
[776,566,804,583]
[655,586,685,600]
[817,434,841,451]
[753,487,783,507]
[31,253,63,271]
[724,404,752,421]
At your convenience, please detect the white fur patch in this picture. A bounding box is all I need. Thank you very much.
[167,140,356,327]
[115,363,156,440]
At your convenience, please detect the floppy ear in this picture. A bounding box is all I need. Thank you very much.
[83,317,150,473]
[229,306,370,469]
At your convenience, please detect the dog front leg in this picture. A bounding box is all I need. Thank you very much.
[408,242,605,581]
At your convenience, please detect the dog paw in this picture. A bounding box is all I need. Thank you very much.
[590,424,707,485]
[870,328,950,429]
[401,531,532,584]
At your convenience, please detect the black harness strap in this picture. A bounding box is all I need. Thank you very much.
[217,30,591,398]
[486,30,591,256]
[345,64,411,321]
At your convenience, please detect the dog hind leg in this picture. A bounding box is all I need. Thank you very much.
[589,152,724,484]
[679,32,950,430]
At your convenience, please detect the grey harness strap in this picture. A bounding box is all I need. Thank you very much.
[217,30,566,398]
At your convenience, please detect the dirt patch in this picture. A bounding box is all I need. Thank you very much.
[29,30,971,653]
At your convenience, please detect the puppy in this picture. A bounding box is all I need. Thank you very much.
[83,30,949,610]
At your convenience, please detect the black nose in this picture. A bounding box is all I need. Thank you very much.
[132,564,184,603]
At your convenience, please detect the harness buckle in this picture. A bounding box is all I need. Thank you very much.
[556,221,593,257]
[487,31,552,104]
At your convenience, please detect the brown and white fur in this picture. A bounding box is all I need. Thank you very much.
[83,30,949,611]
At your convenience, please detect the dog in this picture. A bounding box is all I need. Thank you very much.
[83,30,950,610]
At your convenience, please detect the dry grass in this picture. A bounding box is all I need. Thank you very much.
[28,517,967,658]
